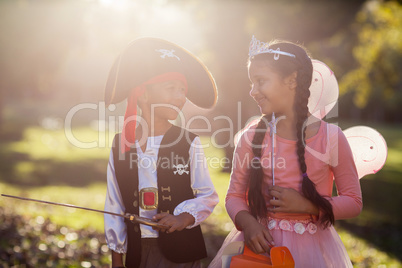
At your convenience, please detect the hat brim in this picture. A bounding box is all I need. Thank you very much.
[105,37,217,109]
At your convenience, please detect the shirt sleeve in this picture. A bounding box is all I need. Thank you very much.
[173,136,219,228]
[326,125,363,220]
[225,129,254,226]
[104,148,127,254]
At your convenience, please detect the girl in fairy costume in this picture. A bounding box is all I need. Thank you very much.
[210,36,362,268]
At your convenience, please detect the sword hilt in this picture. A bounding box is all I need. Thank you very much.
[126,213,169,229]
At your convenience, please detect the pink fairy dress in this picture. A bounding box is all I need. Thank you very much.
[209,120,362,268]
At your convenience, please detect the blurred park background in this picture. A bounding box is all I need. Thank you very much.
[1,0,402,267]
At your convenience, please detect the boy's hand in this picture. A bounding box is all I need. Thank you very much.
[111,250,124,267]
[152,212,195,233]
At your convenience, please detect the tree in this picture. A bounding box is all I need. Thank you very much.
[339,0,402,121]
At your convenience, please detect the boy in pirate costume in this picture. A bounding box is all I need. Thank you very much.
[104,37,219,268]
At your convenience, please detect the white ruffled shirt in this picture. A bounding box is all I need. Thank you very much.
[104,135,219,254]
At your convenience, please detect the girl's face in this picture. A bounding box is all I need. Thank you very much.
[142,80,187,120]
[248,60,296,116]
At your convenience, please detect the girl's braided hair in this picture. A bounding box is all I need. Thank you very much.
[247,40,334,227]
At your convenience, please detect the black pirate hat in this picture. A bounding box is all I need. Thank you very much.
[104,37,218,108]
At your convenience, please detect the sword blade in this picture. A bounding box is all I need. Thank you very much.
[1,194,167,228]
[2,193,128,218]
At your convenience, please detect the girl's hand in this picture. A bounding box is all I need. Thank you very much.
[235,211,274,254]
[152,212,195,233]
[268,186,319,215]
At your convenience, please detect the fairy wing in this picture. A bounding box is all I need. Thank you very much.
[308,60,339,119]
[343,126,388,179]
[307,61,388,178]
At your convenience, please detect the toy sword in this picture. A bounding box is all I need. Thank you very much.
[1,194,168,228]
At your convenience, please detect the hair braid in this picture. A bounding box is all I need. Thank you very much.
[247,115,270,219]
[294,56,335,227]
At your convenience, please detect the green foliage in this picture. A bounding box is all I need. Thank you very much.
[339,1,402,109]
[0,205,110,267]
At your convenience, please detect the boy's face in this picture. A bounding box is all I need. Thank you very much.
[142,80,187,120]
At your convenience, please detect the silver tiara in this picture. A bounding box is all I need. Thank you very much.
[249,35,296,60]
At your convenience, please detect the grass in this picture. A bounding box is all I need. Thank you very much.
[0,182,107,232]
[1,122,402,267]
